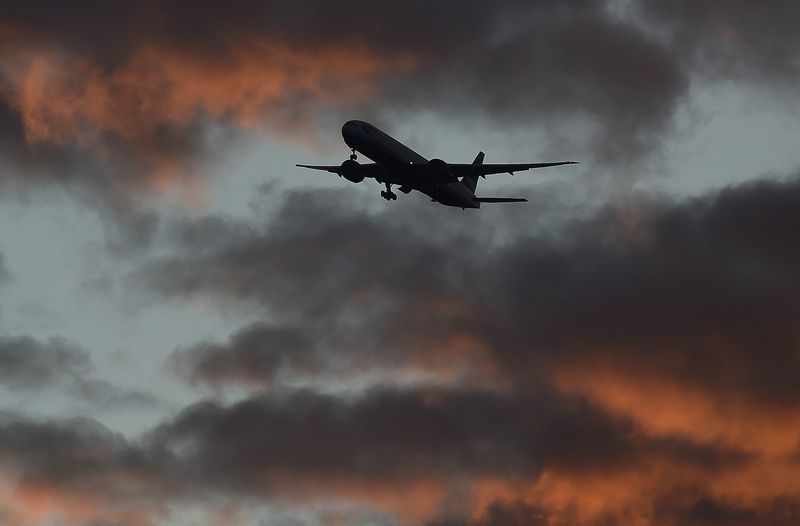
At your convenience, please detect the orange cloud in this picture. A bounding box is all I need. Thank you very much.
[2,482,157,526]
[467,451,800,525]
[469,470,662,526]
[8,43,403,146]
[0,35,415,199]
[551,357,800,456]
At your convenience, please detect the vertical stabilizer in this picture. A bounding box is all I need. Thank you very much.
[461,151,484,193]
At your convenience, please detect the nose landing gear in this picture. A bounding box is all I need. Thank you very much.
[350,148,357,161]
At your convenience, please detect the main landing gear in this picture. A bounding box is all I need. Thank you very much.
[381,181,397,201]
[348,147,396,201]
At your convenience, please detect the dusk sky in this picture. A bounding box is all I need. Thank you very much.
[1,1,800,525]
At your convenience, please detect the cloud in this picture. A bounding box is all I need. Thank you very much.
[144,175,800,410]
[126,170,800,523]
[0,1,411,242]
[3,2,800,524]
[151,386,641,484]
[1,0,798,216]
[5,0,798,237]
[0,2,412,166]
[148,385,650,522]
[0,252,10,285]
[0,384,735,525]
[378,1,687,162]
[0,336,90,389]
[0,414,170,526]
[639,0,800,87]
[0,383,778,525]
[0,0,691,209]
[170,323,316,388]
[0,336,157,410]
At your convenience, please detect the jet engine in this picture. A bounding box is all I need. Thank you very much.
[426,158,455,181]
[340,159,365,183]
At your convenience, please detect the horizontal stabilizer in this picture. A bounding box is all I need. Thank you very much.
[476,197,528,203]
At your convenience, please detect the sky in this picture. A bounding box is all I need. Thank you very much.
[0,1,800,525]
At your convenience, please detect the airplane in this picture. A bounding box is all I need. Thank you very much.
[297,120,577,209]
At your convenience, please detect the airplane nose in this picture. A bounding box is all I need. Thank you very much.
[342,121,359,145]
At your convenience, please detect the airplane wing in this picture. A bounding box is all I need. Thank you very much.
[447,161,578,177]
[296,163,385,178]
[477,197,528,203]
[296,164,344,173]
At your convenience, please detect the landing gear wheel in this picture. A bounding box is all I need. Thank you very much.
[350,149,357,161]
[381,182,397,201]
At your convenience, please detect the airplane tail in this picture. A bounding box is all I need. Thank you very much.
[461,151,484,193]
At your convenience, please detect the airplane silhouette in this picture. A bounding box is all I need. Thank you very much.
[297,120,576,209]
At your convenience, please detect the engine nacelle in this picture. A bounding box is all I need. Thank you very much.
[426,158,454,181]
[340,159,365,183]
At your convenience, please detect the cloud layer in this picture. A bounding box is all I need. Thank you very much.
[2,1,798,192]
[0,0,768,207]
[1,173,799,524]
[120,172,800,524]
[2,2,800,525]
[0,336,156,409]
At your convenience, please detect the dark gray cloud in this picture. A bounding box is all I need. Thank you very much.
[2,2,800,524]
[150,387,623,484]
[437,494,800,526]
[123,170,800,522]
[0,98,165,249]
[244,0,687,160]
[0,413,176,525]
[171,323,316,388]
[0,252,10,285]
[14,177,793,523]
[0,336,90,389]
[378,2,687,162]
[142,174,800,410]
[0,384,755,525]
[2,0,796,228]
[0,0,684,206]
[154,190,501,389]
[471,501,549,526]
[0,0,797,219]
[650,492,800,526]
[640,0,800,87]
[0,335,157,409]
[0,415,159,491]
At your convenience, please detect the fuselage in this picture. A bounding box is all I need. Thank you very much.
[342,120,480,208]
